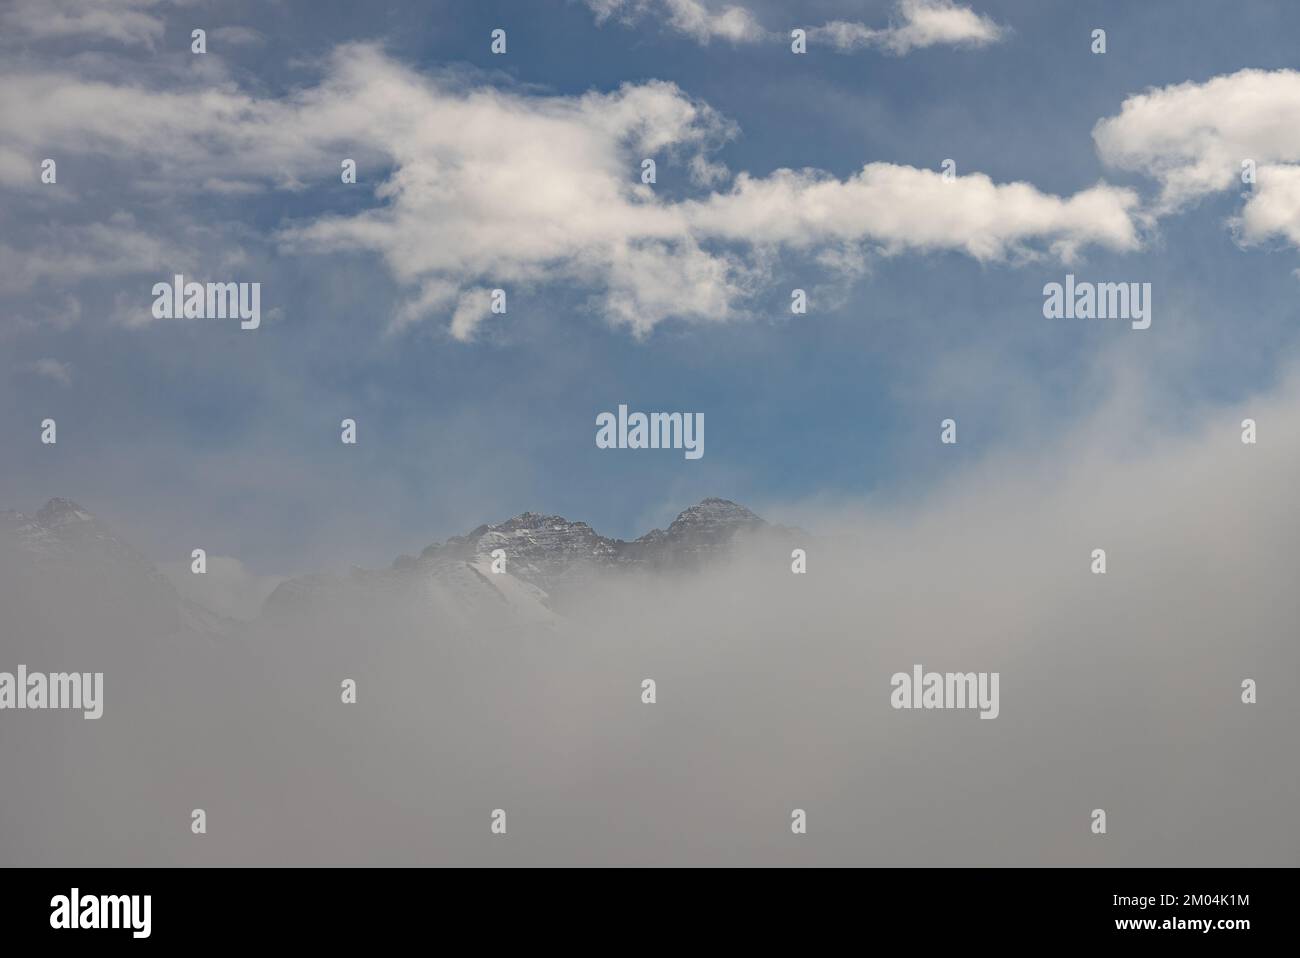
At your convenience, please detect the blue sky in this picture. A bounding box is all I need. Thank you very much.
[4,0,1300,575]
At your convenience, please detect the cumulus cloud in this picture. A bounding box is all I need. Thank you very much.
[811,0,1006,55]
[1094,68,1300,250]
[2,44,1138,340]
[271,57,1137,336]
[1239,164,1300,247]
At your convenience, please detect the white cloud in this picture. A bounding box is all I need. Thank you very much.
[1238,164,1300,247]
[684,165,1139,262]
[1095,69,1300,206]
[589,0,1004,53]
[662,0,766,44]
[0,0,180,48]
[450,287,494,342]
[1094,67,1300,248]
[586,0,767,44]
[274,55,1135,336]
[0,67,320,190]
[2,45,1140,341]
[811,0,1006,55]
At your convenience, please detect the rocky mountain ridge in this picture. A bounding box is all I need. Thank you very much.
[0,497,232,638]
[267,496,790,619]
[1,497,793,630]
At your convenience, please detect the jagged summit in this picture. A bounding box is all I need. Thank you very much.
[425,497,765,555]
[665,497,762,535]
[409,497,780,601]
[270,497,787,620]
[2,497,135,562]
[2,497,792,626]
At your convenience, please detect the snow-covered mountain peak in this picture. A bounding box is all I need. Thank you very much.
[3,496,795,628]
[663,497,762,535]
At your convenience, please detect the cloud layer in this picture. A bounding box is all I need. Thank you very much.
[4,43,1138,340]
[4,359,1297,865]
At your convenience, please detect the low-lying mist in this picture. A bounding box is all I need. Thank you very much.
[2,373,1298,866]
